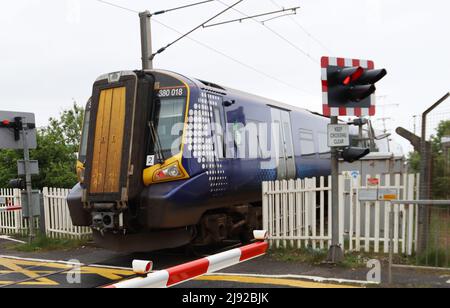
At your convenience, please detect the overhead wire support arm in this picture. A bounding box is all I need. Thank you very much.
[203,7,300,28]
[153,0,215,16]
[150,0,245,61]
[261,12,298,24]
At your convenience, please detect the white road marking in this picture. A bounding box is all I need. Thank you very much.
[0,255,133,271]
[205,272,379,285]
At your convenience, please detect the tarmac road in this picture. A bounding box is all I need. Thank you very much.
[0,237,449,289]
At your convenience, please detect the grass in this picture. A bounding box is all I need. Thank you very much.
[412,208,450,268]
[417,249,450,268]
[267,246,421,269]
[7,234,89,252]
[269,247,328,265]
[268,247,372,269]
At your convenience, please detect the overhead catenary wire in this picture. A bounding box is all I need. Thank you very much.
[262,12,298,24]
[95,0,139,13]
[214,0,319,64]
[203,6,299,28]
[269,0,333,54]
[150,0,245,60]
[151,18,313,95]
[94,0,314,95]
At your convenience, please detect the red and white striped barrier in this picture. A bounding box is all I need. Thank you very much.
[106,231,269,289]
[0,206,22,213]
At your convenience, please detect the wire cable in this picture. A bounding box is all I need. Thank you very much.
[203,6,299,28]
[94,0,313,95]
[262,12,297,24]
[153,0,215,16]
[269,0,333,54]
[95,0,139,13]
[150,0,244,60]
[214,0,318,64]
[152,18,313,95]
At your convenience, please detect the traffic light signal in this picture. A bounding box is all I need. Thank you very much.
[8,179,25,189]
[322,57,387,117]
[341,147,371,163]
[0,117,35,141]
[327,65,387,106]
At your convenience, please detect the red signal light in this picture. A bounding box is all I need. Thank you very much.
[1,119,10,126]
[343,67,364,85]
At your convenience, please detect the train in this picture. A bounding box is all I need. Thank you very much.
[67,69,357,252]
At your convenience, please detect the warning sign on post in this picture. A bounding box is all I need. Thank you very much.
[328,124,350,148]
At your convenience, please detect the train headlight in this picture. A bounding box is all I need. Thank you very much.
[153,163,183,182]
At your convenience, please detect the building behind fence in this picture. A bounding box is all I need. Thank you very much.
[0,188,91,239]
[263,174,420,256]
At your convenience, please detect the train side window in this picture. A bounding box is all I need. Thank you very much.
[299,129,315,158]
[246,120,267,159]
[213,107,225,159]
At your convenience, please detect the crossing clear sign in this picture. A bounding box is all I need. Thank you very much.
[328,124,350,148]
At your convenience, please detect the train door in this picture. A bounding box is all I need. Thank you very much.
[270,107,296,180]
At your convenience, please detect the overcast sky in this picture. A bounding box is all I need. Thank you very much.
[1,0,449,153]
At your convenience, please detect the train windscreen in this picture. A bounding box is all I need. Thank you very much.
[155,96,186,157]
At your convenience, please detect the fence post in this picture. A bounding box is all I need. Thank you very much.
[407,174,415,256]
[389,202,395,285]
[42,187,49,237]
[262,182,269,237]
[338,175,345,249]
[13,189,22,234]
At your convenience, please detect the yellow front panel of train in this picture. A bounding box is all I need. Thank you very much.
[90,87,126,194]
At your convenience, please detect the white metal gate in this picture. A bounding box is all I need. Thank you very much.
[0,188,91,239]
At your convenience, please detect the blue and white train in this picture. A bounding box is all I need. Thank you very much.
[68,69,350,252]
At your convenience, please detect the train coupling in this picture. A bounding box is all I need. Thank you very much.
[91,203,125,234]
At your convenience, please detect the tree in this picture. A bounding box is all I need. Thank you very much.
[407,120,450,199]
[430,120,450,199]
[0,103,85,189]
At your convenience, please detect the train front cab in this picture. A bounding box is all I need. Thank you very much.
[68,70,205,252]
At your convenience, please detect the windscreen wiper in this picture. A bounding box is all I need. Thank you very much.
[148,120,165,164]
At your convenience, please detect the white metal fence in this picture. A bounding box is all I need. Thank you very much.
[263,174,419,255]
[0,188,91,239]
[42,188,91,239]
[0,188,29,235]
